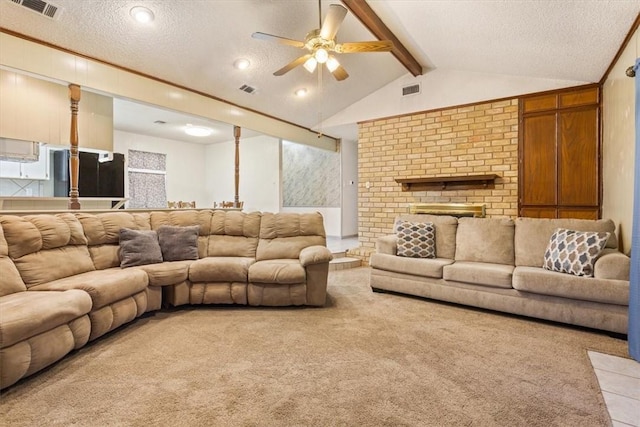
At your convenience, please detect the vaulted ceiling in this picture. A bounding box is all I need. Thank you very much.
[0,0,638,143]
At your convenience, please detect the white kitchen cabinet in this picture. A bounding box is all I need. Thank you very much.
[0,160,22,178]
[0,146,50,180]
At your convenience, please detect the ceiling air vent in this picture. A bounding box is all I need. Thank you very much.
[402,83,421,97]
[7,0,62,20]
[239,84,256,94]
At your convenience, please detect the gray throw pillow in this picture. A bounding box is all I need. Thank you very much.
[157,225,199,261]
[118,228,163,268]
[543,228,610,277]
[396,220,436,258]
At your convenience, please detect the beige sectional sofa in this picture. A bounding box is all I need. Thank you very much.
[0,210,332,389]
[370,215,631,334]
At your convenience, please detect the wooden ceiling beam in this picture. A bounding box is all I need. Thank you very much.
[342,0,423,77]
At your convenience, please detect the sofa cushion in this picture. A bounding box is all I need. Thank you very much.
[208,211,261,258]
[249,260,306,284]
[0,290,92,349]
[394,214,458,259]
[0,214,87,259]
[513,266,629,306]
[514,217,617,267]
[29,268,149,310]
[395,220,436,258]
[13,246,96,288]
[134,261,192,286]
[256,212,327,261]
[443,261,514,289]
[369,253,453,279]
[0,225,26,297]
[189,257,254,283]
[157,225,199,261]
[77,212,151,246]
[1,214,95,287]
[119,229,163,268]
[455,217,515,265]
[151,210,212,258]
[543,228,609,277]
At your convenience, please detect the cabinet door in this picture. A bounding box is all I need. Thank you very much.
[0,160,22,178]
[558,108,598,206]
[20,146,49,180]
[521,114,557,206]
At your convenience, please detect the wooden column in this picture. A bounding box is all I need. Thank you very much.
[234,125,241,208]
[68,84,81,210]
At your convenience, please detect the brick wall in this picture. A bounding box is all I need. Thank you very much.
[351,99,519,262]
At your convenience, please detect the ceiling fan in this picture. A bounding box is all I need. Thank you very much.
[252,2,393,81]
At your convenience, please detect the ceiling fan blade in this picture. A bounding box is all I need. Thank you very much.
[330,65,349,81]
[320,4,348,40]
[335,40,394,53]
[274,54,313,76]
[252,32,305,48]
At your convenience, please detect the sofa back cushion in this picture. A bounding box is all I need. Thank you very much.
[455,217,515,265]
[0,214,95,287]
[395,214,458,259]
[256,212,326,261]
[208,210,261,257]
[77,212,151,270]
[515,217,618,267]
[151,210,212,258]
[0,224,27,297]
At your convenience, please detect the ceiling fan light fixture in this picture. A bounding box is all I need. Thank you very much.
[326,56,340,72]
[130,6,154,23]
[303,57,318,73]
[314,48,329,64]
[234,58,250,70]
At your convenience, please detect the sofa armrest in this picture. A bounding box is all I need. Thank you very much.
[594,249,630,281]
[300,245,333,267]
[377,235,397,255]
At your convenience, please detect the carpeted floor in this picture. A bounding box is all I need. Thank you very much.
[0,267,630,426]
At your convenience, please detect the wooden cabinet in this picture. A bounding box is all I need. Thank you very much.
[519,86,600,219]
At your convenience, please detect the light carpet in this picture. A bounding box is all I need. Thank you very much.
[0,267,630,426]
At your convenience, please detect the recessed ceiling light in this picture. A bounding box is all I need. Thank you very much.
[295,88,308,97]
[130,6,155,23]
[184,124,213,137]
[234,58,251,70]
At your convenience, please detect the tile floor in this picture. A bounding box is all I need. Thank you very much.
[589,352,640,426]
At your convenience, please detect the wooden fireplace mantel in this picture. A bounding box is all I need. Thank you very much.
[395,174,499,191]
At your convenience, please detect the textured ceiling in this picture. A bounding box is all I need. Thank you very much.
[0,0,638,143]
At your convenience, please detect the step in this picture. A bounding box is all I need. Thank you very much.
[329,256,362,271]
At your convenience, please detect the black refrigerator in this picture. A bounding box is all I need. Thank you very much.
[53,150,124,199]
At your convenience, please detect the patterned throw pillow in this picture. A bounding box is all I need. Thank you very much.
[396,221,436,258]
[543,228,610,277]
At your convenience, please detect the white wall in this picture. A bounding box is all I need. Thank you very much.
[341,139,358,237]
[602,27,638,254]
[321,68,588,129]
[113,130,208,208]
[205,134,280,213]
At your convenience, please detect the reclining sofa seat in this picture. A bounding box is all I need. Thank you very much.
[0,217,89,389]
[185,210,260,305]
[1,213,149,342]
[251,212,331,306]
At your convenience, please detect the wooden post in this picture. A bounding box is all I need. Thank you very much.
[68,84,81,210]
[234,125,241,208]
